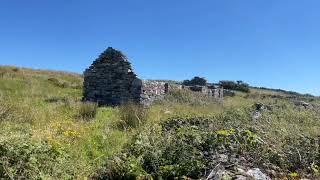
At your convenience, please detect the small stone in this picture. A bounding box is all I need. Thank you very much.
[252,111,262,120]
[246,168,271,180]
[221,173,232,180]
[164,110,172,114]
[236,167,246,174]
[206,164,225,180]
[218,154,228,163]
[235,175,247,180]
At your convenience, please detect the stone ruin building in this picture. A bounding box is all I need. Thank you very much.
[181,84,236,98]
[182,85,224,99]
[83,47,168,106]
[83,47,226,106]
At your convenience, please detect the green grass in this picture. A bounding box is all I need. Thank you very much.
[0,66,128,178]
[0,66,319,179]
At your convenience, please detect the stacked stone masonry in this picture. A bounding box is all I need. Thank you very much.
[83,47,168,106]
[182,85,224,99]
[83,47,225,106]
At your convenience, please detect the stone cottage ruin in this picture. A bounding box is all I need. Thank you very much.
[181,85,224,99]
[83,47,168,106]
[83,47,227,106]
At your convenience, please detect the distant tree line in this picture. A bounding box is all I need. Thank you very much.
[182,76,207,86]
[182,77,250,93]
[219,80,250,93]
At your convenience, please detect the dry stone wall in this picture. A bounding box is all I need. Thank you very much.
[83,47,226,106]
[140,80,168,106]
[182,85,224,99]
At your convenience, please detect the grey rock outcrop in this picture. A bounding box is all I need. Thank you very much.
[206,166,271,180]
[246,168,271,180]
[294,100,312,109]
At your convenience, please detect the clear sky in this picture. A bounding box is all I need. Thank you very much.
[0,0,319,95]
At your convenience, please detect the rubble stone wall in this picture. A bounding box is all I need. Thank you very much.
[83,47,168,106]
[140,80,168,106]
[182,85,224,99]
[83,47,227,106]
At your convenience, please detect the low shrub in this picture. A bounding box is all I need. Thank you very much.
[0,99,35,123]
[48,78,68,88]
[0,135,71,179]
[219,80,250,93]
[278,136,320,174]
[93,155,151,180]
[77,102,98,120]
[48,77,82,89]
[97,109,320,179]
[0,102,13,122]
[12,67,19,72]
[97,113,267,179]
[182,76,207,86]
[45,96,70,103]
[117,103,149,129]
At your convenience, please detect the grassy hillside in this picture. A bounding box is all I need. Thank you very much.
[0,66,319,179]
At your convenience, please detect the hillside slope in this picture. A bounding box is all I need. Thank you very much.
[0,66,319,179]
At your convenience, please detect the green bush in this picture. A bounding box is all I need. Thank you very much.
[0,135,71,179]
[97,108,320,179]
[97,114,267,179]
[182,76,207,86]
[0,102,13,122]
[278,136,320,174]
[117,103,149,129]
[48,78,68,88]
[93,155,151,180]
[77,102,98,120]
[0,99,35,123]
[219,80,250,93]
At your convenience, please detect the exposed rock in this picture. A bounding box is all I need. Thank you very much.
[252,111,262,121]
[217,154,228,163]
[254,103,273,111]
[223,89,236,97]
[252,103,273,121]
[294,100,312,109]
[206,164,226,180]
[235,175,247,180]
[246,168,271,180]
[206,166,271,180]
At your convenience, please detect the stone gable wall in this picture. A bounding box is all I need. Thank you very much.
[83,47,168,106]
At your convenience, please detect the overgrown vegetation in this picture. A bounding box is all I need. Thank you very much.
[182,76,207,86]
[0,135,72,179]
[96,107,320,179]
[219,80,250,92]
[0,66,319,179]
[117,102,149,129]
[77,102,98,120]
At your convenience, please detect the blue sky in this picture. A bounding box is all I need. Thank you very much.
[0,0,320,95]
